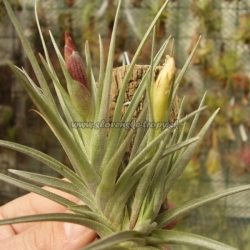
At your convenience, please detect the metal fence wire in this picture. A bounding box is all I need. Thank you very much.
[0,0,250,249]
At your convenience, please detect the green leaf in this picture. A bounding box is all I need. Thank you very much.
[149,139,200,207]
[115,1,170,125]
[120,36,170,124]
[171,121,186,163]
[102,36,171,169]
[68,205,115,231]
[3,0,57,113]
[85,40,97,109]
[127,137,199,189]
[177,92,207,160]
[122,207,130,230]
[129,125,148,162]
[0,140,97,211]
[16,67,43,96]
[130,138,168,228]
[96,127,137,211]
[105,168,146,230]
[133,246,165,250]
[8,170,95,206]
[96,106,148,211]
[101,247,128,250]
[82,231,142,250]
[9,169,79,193]
[178,106,206,125]
[90,0,123,169]
[105,0,171,163]
[48,31,94,147]
[146,229,237,250]
[0,213,113,238]
[170,37,201,110]
[186,91,207,140]
[161,137,199,160]
[10,59,100,194]
[146,26,157,143]
[156,184,250,229]
[39,54,91,155]
[164,108,220,196]
[95,35,105,117]
[116,127,171,189]
[34,0,52,70]
[108,106,203,214]
[0,173,76,208]
[116,106,205,191]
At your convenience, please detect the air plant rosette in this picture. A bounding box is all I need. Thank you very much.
[0,0,250,249]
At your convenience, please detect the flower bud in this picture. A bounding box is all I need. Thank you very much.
[151,55,176,124]
[64,32,92,120]
[64,31,89,91]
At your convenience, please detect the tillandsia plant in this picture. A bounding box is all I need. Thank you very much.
[0,0,250,249]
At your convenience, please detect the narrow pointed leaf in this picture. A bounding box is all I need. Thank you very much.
[35,0,52,70]
[130,138,168,229]
[0,140,97,211]
[85,40,97,106]
[95,35,105,118]
[12,56,101,194]
[97,104,148,211]
[129,125,148,162]
[3,0,57,113]
[115,1,171,125]
[147,229,237,250]
[68,205,115,231]
[17,67,43,96]
[156,184,250,229]
[0,213,113,238]
[116,106,205,190]
[186,91,207,140]
[90,0,123,169]
[121,37,170,124]
[82,230,142,250]
[171,37,201,105]
[103,36,171,169]
[33,110,100,194]
[8,170,92,204]
[39,54,91,154]
[0,173,76,208]
[164,109,220,196]
[96,127,136,211]
[106,168,147,229]
[164,108,219,193]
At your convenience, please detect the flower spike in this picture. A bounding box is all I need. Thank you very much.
[151,55,176,124]
[64,31,92,120]
[64,31,89,91]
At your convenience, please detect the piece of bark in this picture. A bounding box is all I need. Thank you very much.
[110,64,178,123]
[109,64,179,163]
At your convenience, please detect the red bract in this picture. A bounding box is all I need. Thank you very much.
[64,31,92,121]
[64,31,89,91]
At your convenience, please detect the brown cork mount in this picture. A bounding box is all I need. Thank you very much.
[109,65,179,165]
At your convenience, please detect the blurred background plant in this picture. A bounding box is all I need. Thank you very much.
[0,0,250,249]
[0,0,22,23]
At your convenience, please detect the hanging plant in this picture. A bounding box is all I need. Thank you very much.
[0,1,250,249]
